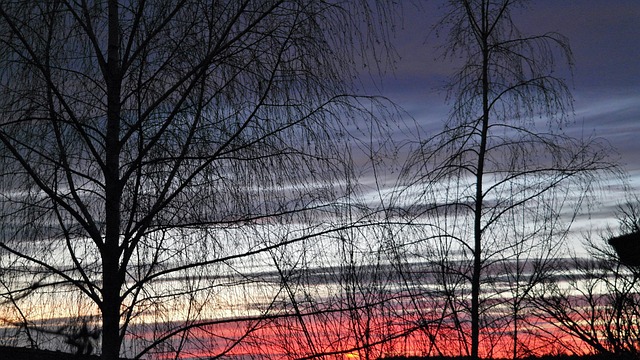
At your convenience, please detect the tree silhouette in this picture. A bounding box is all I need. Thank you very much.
[397,1,613,358]
[533,200,640,357]
[0,1,396,359]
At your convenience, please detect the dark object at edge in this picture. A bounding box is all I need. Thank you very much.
[609,232,640,266]
[0,346,131,360]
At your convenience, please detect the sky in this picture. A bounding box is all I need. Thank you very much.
[367,0,640,237]
[0,3,637,358]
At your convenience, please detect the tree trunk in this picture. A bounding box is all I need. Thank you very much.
[102,1,123,359]
[102,257,123,360]
[471,3,490,358]
[512,306,519,360]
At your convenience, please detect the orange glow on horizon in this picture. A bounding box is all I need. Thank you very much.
[137,309,602,360]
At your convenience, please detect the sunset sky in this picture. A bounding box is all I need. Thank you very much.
[369,0,640,237]
[0,2,638,359]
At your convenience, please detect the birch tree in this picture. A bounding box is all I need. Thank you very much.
[398,1,613,358]
[0,1,396,359]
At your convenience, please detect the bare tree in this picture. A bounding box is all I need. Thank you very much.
[533,198,640,357]
[396,1,613,358]
[0,1,398,359]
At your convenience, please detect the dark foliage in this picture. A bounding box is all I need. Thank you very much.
[0,345,130,360]
[609,232,640,266]
[382,354,640,360]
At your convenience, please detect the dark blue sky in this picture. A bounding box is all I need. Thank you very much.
[364,1,640,234]
[389,0,638,161]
